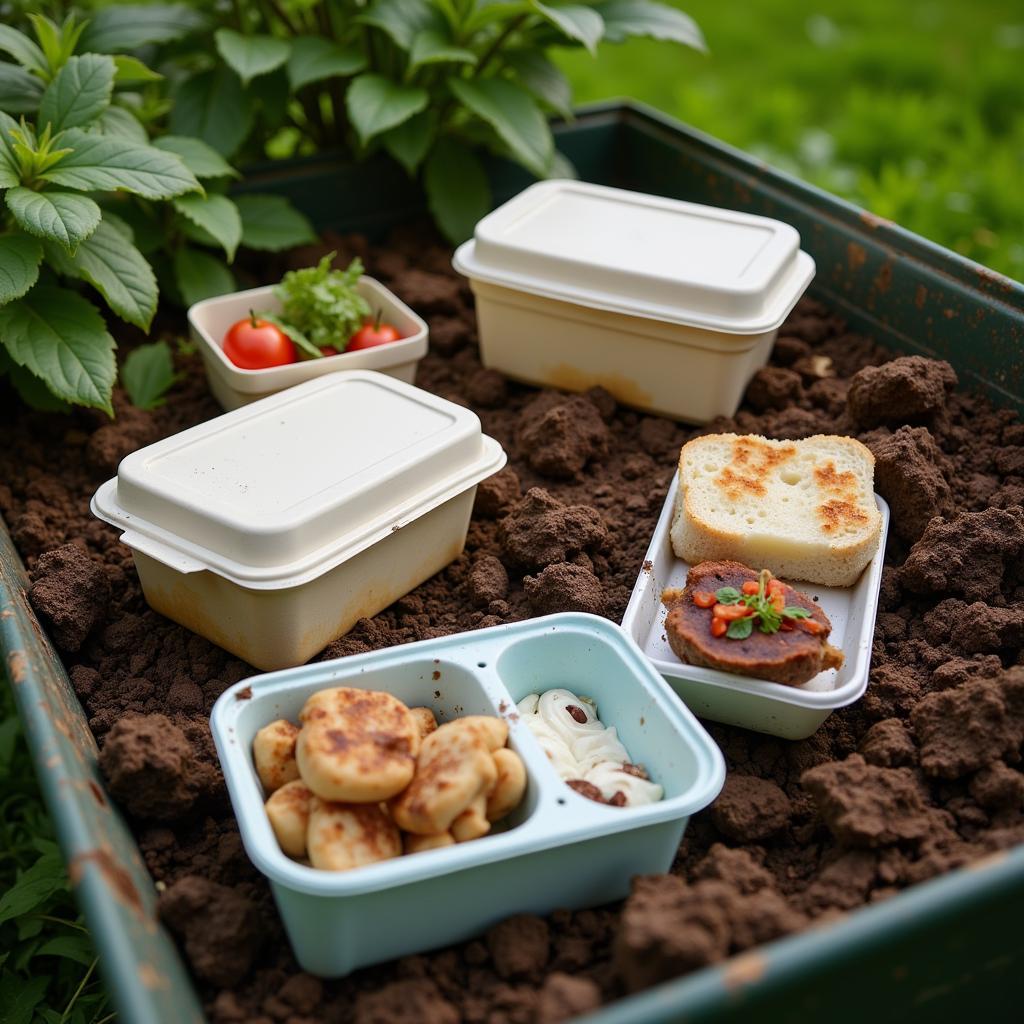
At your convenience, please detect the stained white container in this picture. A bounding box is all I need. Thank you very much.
[453,180,815,424]
[621,477,889,740]
[189,277,429,410]
[91,372,505,671]
[210,613,725,977]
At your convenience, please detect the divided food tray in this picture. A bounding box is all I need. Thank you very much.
[211,612,725,977]
[622,477,890,739]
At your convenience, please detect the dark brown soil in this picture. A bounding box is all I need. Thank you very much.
[3,225,1024,1022]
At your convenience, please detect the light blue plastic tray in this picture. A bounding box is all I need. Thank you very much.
[211,612,725,977]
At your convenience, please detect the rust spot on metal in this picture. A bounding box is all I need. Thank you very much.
[915,284,928,310]
[846,242,867,273]
[138,963,170,990]
[7,649,28,683]
[235,685,253,701]
[0,608,12,619]
[88,780,108,808]
[874,260,893,294]
[942,308,957,320]
[722,951,767,990]
[70,847,145,917]
[859,210,893,230]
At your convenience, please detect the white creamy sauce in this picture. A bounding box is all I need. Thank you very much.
[517,689,663,806]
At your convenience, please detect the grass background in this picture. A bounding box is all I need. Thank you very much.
[2,1,1021,1018]
[558,0,1024,282]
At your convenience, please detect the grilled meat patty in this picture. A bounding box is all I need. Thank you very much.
[662,560,844,687]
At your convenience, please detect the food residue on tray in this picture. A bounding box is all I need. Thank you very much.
[517,688,662,806]
[662,560,844,687]
[255,686,526,869]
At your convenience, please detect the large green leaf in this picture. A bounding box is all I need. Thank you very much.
[43,218,157,330]
[409,29,477,70]
[214,29,291,86]
[169,67,254,158]
[234,194,316,251]
[0,62,43,115]
[505,51,573,119]
[464,0,531,32]
[0,286,116,413]
[152,136,238,180]
[172,193,242,262]
[40,130,201,200]
[594,0,705,47]
[90,105,148,144]
[0,234,42,305]
[382,110,436,173]
[448,77,553,177]
[286,36,366,91]
[531,2,605,53]
[5,187,101,251]
[38,55,115,133]
[5,356,71,412]
[77,4,208,52]
[113,55,163,83]
[356,0,446,51]
[122,340,176,410]
[173,246,235,307]
[0,111,20,187]
[346,74,429,146]
[424,138,490,244]
[0,26,47,77]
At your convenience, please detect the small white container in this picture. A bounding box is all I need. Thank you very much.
[621,477,889,740]
[91,372,505,671]
[453,180,815,424]
[210,613,725,977]
[189,278,429,411]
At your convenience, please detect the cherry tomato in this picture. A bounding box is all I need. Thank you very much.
[223,312,296,369]
[710,617,728,638]
[692,591,717,608]
[741,580,760,595]
[320,346,341,357]
[713,603,754,621]
[767,579,786,597]
[347,311,401,351]
[770,593,785,613]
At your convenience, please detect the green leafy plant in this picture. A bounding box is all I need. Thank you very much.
[0,679,112,1024]
[122,338,178,409]
[0,11,316,413]
[263,253,371,356]
[110,0,704,241]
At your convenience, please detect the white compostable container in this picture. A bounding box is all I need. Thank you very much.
[210,613,725,977]
[453,180,816,424]
[189,277,429,410]
[621,477,889,740]
[91,372,505,671]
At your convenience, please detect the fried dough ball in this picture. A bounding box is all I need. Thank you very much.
[390,720,498,835]
[265,779,312,858]
[297,687,420,802]
[306,798,402,871]
[253,719,300,793]
[486,748,527,822]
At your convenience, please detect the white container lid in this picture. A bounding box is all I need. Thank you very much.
[91,372,506,589]
[453,180,815,335]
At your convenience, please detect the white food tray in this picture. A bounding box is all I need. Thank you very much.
[621,477,889,739]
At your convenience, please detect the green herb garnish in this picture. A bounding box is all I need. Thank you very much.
[716,569,813,637]
[261,252,371,360]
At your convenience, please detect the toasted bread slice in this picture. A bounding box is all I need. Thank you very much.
[670,434,881,586]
